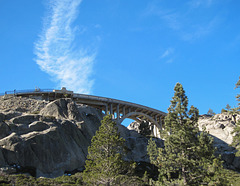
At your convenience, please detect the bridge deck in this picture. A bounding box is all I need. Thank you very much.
[1,88,166,137]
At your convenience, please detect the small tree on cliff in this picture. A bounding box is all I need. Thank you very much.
[82,115,136,185]
[236,76,240,106]
[147,83,226,185]
[226,104,231,111]
[207,108,216,116]
[139,120,151,137]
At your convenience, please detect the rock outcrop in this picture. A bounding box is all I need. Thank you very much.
[0,96,161,177]
[198,113,240,170]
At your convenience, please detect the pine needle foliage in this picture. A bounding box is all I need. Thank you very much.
[232,77,240,156]
[147,83,227,185]
[82,114,133,185]
[236,76,240,105]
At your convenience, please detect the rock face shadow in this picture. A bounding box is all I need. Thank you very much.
[207,133,238,170]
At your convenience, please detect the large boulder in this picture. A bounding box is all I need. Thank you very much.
[0,98,103,177]
[40,98,83,121]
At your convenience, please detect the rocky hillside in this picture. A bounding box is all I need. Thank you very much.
[0,95,162,178]
[1,95,240,178]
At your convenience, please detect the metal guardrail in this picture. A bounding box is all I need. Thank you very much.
[0,89,54,96]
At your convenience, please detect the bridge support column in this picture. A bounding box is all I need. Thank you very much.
[110,104,115,119]
[128,108,131,114]
[159,117,162,130]
[105,105,108,115]
[122,106,125,116]
[117,104,120,120]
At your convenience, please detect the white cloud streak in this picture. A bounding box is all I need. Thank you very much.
[161,48,174,58]
[189,0,214,8]
[144,1,220,42]
[34,0,95,94]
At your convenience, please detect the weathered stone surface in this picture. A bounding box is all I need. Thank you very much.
[0,113,5,122]
[198,114,236,146]
[0,148,6,167]
[40,98,82,121]
[29,121,50,131]
[10,115,41,125]
[3,111,22,120]
[0,96,47,113]
[0,98,104,177]
[198,113,240,170]
[0,122,10,139]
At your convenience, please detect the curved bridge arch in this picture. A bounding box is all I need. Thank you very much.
[119,112,159,127]
[118,112,162,138]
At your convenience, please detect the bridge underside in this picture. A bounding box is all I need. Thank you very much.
[73,96,165,138]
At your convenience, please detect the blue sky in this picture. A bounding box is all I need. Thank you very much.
[0,0,240,118]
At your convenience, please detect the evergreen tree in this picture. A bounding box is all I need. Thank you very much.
[82,115,132,185]
[226,104,231,111]
[235,76,240,105]
[232,124,240,156]
[139,120,151,137]
[207,108,216,116]
[221,108,227,113]
[232,77,240,156]
[147,83,226,185]
[147,138,158,166]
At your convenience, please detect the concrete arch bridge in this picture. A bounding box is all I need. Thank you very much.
[2,88,166,138]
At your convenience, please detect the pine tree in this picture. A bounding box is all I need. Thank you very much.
[147,83,226,185]
[207,108,216,116]
[232,77,240,156]
[82,114,131,185]
[139,120,151,137]
[226,104,231,111]
[236,76,240,105]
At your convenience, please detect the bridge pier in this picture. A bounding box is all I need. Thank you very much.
[110,104,113,116]
[117,104,120,119]
[105,105,108,115]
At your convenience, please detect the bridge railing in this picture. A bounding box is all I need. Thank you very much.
[0,89,54,96]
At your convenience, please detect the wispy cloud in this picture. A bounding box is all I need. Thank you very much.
[144,1,220,42]
[144,3,182,30]
[181,17,219,41]
[160,48,174,63]
[161,48,174,59]
[34,0,95,94]
[188,0,214,8]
